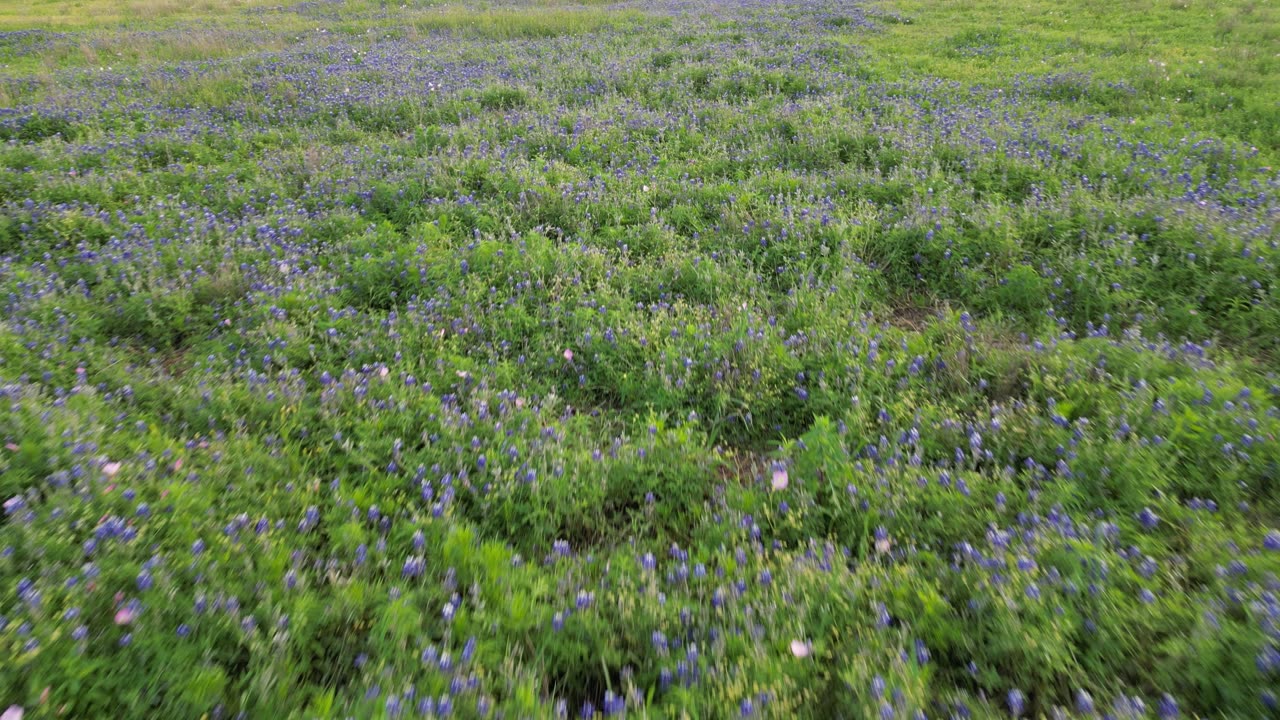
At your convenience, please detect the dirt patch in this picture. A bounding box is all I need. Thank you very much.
[716,447,768,487]
[885,299,941,331]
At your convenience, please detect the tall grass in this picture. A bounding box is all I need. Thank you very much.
[409,7,647,39]
[0,0,276,29]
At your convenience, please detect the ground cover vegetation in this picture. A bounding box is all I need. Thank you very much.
[1,0,1279,716]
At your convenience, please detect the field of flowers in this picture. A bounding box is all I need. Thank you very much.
[1,0,1279,716]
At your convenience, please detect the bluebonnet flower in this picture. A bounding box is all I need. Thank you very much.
[1076,690,1094,714]
[1008,689,1026,717]
[1136,507,1159,530]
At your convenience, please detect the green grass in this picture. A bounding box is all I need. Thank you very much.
[863,0,1280,156]
[1,0,1278,717]
[0,0,277,29]
[409,7,650,39]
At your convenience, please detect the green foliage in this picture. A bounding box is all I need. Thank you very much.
[478,86,530,111]
[0,0,1277,718]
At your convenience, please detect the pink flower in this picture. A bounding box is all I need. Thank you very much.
[4,443,18,452]
[790,640,811,658]
[102,461,122,478]
[2,706,24,720]
[771,467,789,491]
[563,348,574,362]
[114,606,135,625]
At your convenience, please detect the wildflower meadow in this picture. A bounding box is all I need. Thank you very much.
[1,0,1278,717]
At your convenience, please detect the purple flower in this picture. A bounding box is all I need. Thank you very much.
[1008,689,1026,717]
[402,556,424,579]
[1257,644,1280,674]
[914,639,930,665]
[1076,690,1094,714]
[1136,507,1159,530]
[653,631,668,652]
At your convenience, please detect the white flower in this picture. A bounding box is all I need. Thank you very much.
[102,461,122,478]
[771,467,789,491]
[790,640,811,658]
[2,706,24,720]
